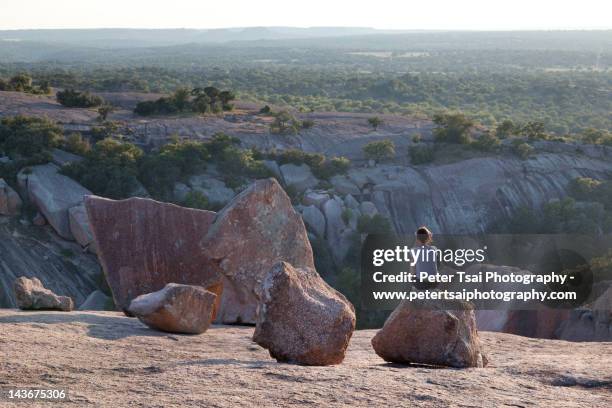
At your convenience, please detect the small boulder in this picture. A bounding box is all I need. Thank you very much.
[78,290,112,311]
[371,300,487,368]
[301,205,326,237]
[173,182,192,202]
[344,194,360,210]
[359,201,379,217]
[279,163,318,192]
[253,262,356,366]
[330,175,361,196]
[302,191,330,209]
[128,283,217,334]
[0,178,22,216]
[189,176,235,207]
[13,277,74,311]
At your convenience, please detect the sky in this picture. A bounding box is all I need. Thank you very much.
[0,0,610,31]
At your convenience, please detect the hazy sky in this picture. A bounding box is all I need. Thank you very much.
[1,0,610,30]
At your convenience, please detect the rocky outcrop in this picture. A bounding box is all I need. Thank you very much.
[17,164,92,239]
[368,154,612,234]
[372,300,487,368]
[322,196,354,262]
[253,262,356,365]
[0,178,22,216]
[0,218,101,309]
[279,163,318,192]
[84,196,224,314]
[13,277,74,311]
[204,178,315,324]
[128,283,217,334]
[78,290,112,311]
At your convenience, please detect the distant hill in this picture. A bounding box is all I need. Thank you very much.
[0,27,392,47]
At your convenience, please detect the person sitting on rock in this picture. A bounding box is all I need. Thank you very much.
[413,226,439,290]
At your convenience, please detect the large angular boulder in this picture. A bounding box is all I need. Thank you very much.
[279,163,318,192]
[0,178,22,216]
[253,262,356,365]
[84,196,224,314]
[17,164,91,239]
[128,283,217,334]
[203,178,315,324]
[371,300,487,368]
[13,277,74,311]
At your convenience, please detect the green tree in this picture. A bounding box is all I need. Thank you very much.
[363,139,396,162]
[367,116,383,131]
[97,104,115,121]
[495,120,515,138]
[0,115,63,157]
[432,113,474,144]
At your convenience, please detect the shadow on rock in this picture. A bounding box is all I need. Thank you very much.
[0,312,173,340]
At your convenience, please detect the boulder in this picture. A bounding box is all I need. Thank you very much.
[301,205,326,237]
[13,276,74,311]
[18,164,92,240]
[330,175,361,196]
[189,175,235,207]
[79,290,112,311]
[68,204,96,252]
[253,262,356,365]
[302,191,330,209]
[173,182,192,202]
[262,160,283,181]
[279,164,318,192]
[371,300,487,368]
[0,178,22,216]
[344,194,360,210]
[359,201,379,217]
[128,283,217,334]
[203,178,315,324]
[51,148,83,167]
[84,196,224,314]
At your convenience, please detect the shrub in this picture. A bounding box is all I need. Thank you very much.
[183,191,210,210]
[0,115,63,157]
[357,214,393,235]
[471,132,501,151]
[513,142,535,159]
[62,133,91,156]
[363,139,395,162]
[409,145,435,164]
[56,89,104,108]
[61,138,143,199]
[568,177,602,199]
[432,112,474,144]
[270,110,302,135]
